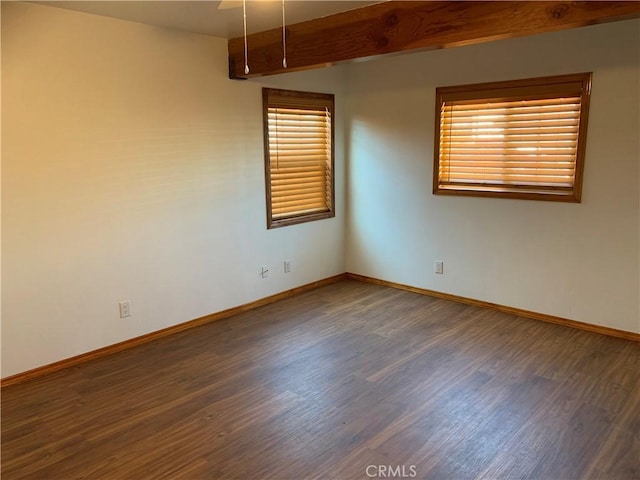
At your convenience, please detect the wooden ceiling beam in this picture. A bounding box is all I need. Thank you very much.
[228,1,640,79]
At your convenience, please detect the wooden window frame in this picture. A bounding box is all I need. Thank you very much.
[433,73,592,202]
[263,88,335,229]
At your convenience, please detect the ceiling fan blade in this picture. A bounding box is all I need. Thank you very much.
[218,0,242,9]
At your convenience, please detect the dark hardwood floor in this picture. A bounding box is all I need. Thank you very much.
[2,279,639,479]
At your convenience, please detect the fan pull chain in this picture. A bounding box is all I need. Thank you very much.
[243,0,249,74]
[282,0,287,68]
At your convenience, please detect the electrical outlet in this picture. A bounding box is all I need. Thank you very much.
[119,300,131,318]
[260,266,269,278]
[435,261,444,275]
[284,260,291,273]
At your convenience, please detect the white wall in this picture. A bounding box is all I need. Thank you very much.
[345,20,640,334]
[1,2,345,377]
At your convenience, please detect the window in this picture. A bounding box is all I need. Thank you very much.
[433,73,592,202]
[263,88,335,228]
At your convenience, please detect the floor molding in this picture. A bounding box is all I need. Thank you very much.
[4,271,637,387]
[0,274,347,388]
[346,273,640,342]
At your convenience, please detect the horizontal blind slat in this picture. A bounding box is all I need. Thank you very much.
[444,97,581,111]
[444,161,575,168]
[441,103,581,115]
[445,170,576,176]
[273,199,327,211]
[444,155,576,161]
[442,175,573,184]
[271,168,325,175]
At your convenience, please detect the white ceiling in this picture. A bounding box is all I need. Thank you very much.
[33,1,382,39]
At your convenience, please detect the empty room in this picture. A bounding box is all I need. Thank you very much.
[2,1,639,479]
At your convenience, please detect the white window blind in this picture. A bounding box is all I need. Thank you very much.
[434,73,592,202]
[263,89,334,228]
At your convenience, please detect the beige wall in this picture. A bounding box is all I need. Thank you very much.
[1,2,346,377]
[2,2,638,378]
[345,20,640,333]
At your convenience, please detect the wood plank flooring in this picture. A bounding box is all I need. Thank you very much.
[2,279,639,479]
